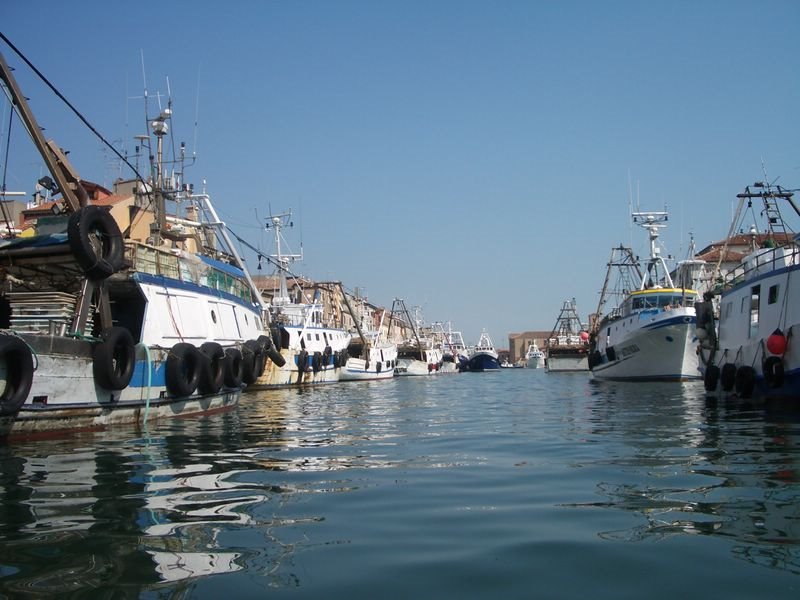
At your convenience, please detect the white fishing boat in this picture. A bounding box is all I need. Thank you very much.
[588,211,701,381]
[390,300,443,376]
[248,212,350,387]
[0,47,274,439]
[466,329,500,371]
[340,294,397,381]
[544,299,589,372]
[524,342,545,368]
[431,321,469,373]
[697,181,799,400]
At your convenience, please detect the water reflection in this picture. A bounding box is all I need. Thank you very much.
[0,411,302,595]
[578,381,800,573]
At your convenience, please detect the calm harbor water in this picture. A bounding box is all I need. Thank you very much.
[1,369,799,598]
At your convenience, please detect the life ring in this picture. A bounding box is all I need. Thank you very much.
[734,366,756,399]
[67,205,124,280]
[198,342,225,394]
[703,364,720,392]
[763,356,785,389]
[0,335,34,416]
[312,351,322,373]
[241,339,265,384]
[165,343,202,397]
[92,326,135,390]
[224,347,244,388]
[720,363,737,392]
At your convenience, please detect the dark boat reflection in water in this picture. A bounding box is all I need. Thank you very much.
[1,374,799,597]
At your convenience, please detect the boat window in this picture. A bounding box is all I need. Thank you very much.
[768,284,779,305]
[307,333,312,340]
[749,285,760,338]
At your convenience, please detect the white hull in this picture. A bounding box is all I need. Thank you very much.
[340,342,398,381]
[526,355,545,369]
[340,357,396,381]
[546,354,589,372]
[592,309,701,381]
[700,244,800,399]
[1,335,241,439]
[395,357,445,376]
[248,325,350,388]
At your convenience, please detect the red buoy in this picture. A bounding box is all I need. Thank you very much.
[579,331,589,342]
[766,328,787,355]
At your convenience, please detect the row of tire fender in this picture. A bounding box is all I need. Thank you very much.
[295,347,348,372]
[704,355,786,399]
[91,329,283,397]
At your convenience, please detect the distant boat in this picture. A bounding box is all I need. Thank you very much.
[431,321,469,373]
[390,300,444,376]
[524,342,545,369]
[545,299,589,372]
[697,181,799,400]
[249,212,350,388]
[340,295,397,381]
[467,329,500,371]
[588,211,701,382]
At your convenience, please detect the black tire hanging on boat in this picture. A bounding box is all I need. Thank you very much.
[92,326,136,390]
[296,349,308,372]
[720,363,737,392]
[257,334,286,367]
[198,342,226,394]
[312,351,322,373]
[606,346,617,361]
[0,335,34,416]
[763,356,784,389]
[703,364,720,392]
[241,340,264,384]
[224,347,244,388]
[67,205,124,280]
[734,366,756,399]
[165,343,203,398]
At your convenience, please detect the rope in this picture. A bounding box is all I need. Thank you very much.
[136,342,153,427]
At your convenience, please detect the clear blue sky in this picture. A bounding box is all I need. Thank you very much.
[2,1,798,346]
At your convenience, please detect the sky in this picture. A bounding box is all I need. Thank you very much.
[2,1,798,346]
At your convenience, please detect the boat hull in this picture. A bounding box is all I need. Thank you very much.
[1,334,240,440]
[591,310,701,381]
[340,357,395,381]
[467,352,500,372]
[395,358,444,376]
[699,250,799,401]
[545,353,589,372]
[526,356,545,369]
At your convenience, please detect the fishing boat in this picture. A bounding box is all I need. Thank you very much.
[431,321,469,373]
[544,299,589,372]
[390,300,444,376]
[247,212,350,387]
[340,294,397,381]
[466,329,500,371]
[524,342,545,368]
[588,211,701,381]
[0,46,273,439]
[697,181,799,400]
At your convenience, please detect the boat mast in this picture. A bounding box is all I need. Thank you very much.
[0,50,87,213]
[632,211,674,289]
